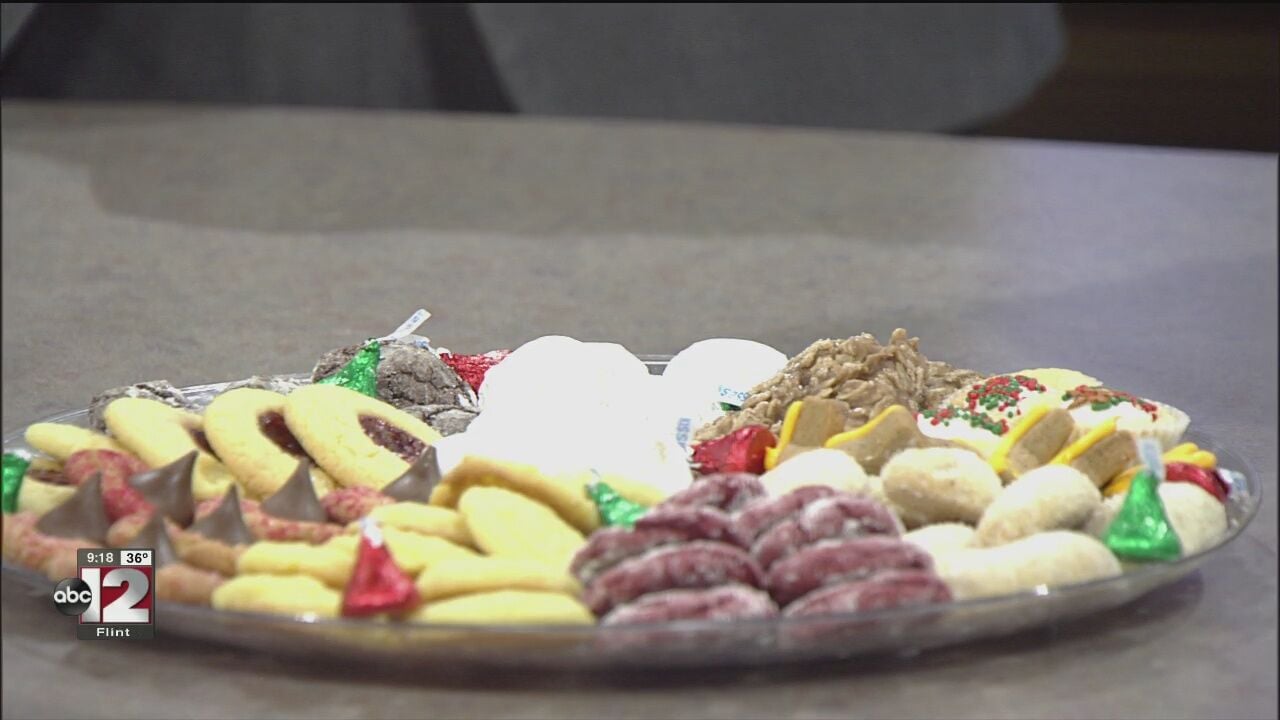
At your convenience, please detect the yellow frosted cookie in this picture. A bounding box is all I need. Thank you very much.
[102,398,236,501]
[349,502,474,548]
[416,556,582,603]
[235,541,355,588]
[431,455,599,534]
[17,477,76,516]
[25,423,127,460]
[411,590,594,625]
[211,574,342,618]
[456,486,585,571]
[203,388,337,500]
[327,527,479,576]
[283,384,442,490]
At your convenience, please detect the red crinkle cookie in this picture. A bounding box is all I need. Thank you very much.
[752,495,902,570]
[601,584,780,626]
[765,537,934,607]
[320,486,394,525]
[782,570,953,617]
[659,473,767,514]
[633,505,751,550]
[64,449,152,521]
[582,541,765,616]
[733,486,838,543]
[192,497,343,544]
[570,526,689,586]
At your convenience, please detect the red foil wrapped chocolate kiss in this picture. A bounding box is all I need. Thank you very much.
[1164,462,1229,504]
[691,426,777,476]
[341,519,421,617]
[439,350,512,393]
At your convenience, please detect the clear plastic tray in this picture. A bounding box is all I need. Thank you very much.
[0,365,1262,670]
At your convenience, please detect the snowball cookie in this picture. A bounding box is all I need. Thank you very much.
[880,447,1002,525]
[477,335,649,417]
[934,531,1121,600]
[661,338,788,430]
[975,465,1102,547]
[758,448,870,497]
[903,523,977,557]
[1083,482,1228,557]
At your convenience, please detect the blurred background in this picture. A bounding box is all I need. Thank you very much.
[1,2,1276,152]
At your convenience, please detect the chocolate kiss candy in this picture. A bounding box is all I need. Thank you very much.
[381,446,442,503]
[35,472,111,543]
[1165,462,1228,504]
[316,340,380,398]
[127,451,197,526]
[260,460,328,523]
[126,512,181,570]
[1104,469,1182,562]
[188,485,255,546]
[341,519,420,617]
[587,477,648,529]
[2,452,30,513]
[691,425,777,475]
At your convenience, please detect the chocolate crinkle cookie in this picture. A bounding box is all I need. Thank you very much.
[400,404,478,436]
[221,375,308,396]
[312,338,477,418]
[87,380,199,432]
[694,329,985,442]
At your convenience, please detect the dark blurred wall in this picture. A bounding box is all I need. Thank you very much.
[1,3,1064,133]
[977,3,1279,151]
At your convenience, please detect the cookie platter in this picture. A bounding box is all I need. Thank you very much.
[0,325,1262,669]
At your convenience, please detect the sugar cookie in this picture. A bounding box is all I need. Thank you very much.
[411,590,594,625]
[103,398,236,500]
[204,388,337,499]
[283,384,442,490]
[456,486,585,571]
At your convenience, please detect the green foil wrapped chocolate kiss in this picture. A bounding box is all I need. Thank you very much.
[317,340,381,398]
[587,477,648,529]
[2,452,30,513]
[1104,465,1182,562]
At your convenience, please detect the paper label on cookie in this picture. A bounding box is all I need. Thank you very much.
[376,309,432,345]
[717,385,750,407]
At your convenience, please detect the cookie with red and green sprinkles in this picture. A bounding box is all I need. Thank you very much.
[925,374,1066,458]
[1059,386,1189,451]
[947,374,1060,419]
[916,405,1009,458]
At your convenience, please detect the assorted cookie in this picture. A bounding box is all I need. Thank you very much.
[0,323,1240,637]
[203,388,337,499]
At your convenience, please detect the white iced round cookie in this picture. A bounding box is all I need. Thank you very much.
[477,335,581,413]
[478,335,652,424]
[1060,386,1190,451]
[661,339,787,438]
[915,409,1005,459]
[758,448,870,496]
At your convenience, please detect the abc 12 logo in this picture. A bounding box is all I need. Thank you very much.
[53,549,156,640]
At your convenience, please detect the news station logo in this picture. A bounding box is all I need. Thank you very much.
[52,549,156,640]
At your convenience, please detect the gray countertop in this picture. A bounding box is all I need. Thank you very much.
[2,101,1276,720]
